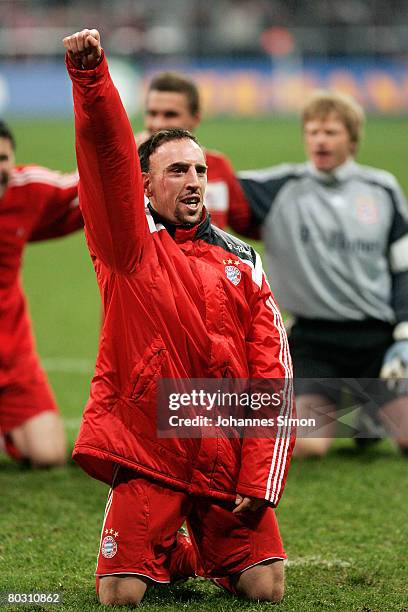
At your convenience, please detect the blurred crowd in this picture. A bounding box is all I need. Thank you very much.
[1,0,408,59]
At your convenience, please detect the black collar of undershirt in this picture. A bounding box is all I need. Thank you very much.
[147,203,212,243]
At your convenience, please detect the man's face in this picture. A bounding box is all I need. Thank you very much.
[143,138,207,226]
[145,90,200,135]
[303,112,355,173]
[0,137,15,197]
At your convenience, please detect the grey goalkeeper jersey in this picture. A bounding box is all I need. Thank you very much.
[238,159,408,323]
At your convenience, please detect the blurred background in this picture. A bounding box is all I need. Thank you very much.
[1,0,408,117]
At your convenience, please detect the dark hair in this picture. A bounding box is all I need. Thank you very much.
[138,128,200,172]
[148,72,200,116]
[0,120,16,150]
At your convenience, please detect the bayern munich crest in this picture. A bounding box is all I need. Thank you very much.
[356,196,379,224]
[225,265,242,286]
[101,535,118,559]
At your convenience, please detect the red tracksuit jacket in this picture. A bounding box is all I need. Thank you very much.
[69,54,295,507]
[0,166,81,383]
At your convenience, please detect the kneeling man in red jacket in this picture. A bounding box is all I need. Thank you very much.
[63,29,295,606]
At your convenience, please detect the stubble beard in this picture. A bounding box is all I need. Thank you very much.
[174,203,203,227]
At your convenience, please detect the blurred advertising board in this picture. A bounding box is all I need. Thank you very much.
[0,58,142,117]
[1,57,408,117]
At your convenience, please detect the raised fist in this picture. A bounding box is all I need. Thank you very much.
[63,29,102,70]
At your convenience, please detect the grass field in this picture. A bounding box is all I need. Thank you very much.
[1,116,408,611]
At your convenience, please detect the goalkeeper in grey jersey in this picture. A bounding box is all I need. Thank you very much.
[231,91,408,457]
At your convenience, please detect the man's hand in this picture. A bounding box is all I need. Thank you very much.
[63,29,102,70]
[380,340,408,393]
[233,493,265,513]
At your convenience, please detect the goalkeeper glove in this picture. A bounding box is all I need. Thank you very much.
[380,341,408,378]
[380,321,408,393]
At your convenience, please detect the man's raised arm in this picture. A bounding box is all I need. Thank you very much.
[63,29,146,271]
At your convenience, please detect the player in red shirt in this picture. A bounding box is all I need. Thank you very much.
[135,71,250,230]
[0,120,83,466]
[64,29,294,606]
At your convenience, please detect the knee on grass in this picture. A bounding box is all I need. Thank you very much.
[10,411,66,467]
[19,433,66,467]
[293,438,331,458]
[235,560,284,603]
[239,582,284,603]
[98,576,147,606]
[30,445,66,467]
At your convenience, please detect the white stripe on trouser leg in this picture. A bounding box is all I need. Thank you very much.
[95,465,120,572]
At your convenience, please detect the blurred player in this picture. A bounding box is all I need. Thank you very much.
[64,29,294,606]
[135,71,249,229]
[0,120,82,466]
[231,91,408,457]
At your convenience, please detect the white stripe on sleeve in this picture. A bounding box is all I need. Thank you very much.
[264,295,293,505]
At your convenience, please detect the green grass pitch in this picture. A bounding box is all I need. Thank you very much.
[1,116,408,611]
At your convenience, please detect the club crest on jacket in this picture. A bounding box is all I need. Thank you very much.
[224,264,242,286]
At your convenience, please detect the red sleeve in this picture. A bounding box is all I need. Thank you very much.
[238,254,295,507]
[66,51,146,271]
[29,170,83,242]
[220,156,260,239]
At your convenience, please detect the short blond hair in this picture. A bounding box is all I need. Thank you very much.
[302,90,365,147]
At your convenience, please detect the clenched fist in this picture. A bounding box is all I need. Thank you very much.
[63,29,102,70]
